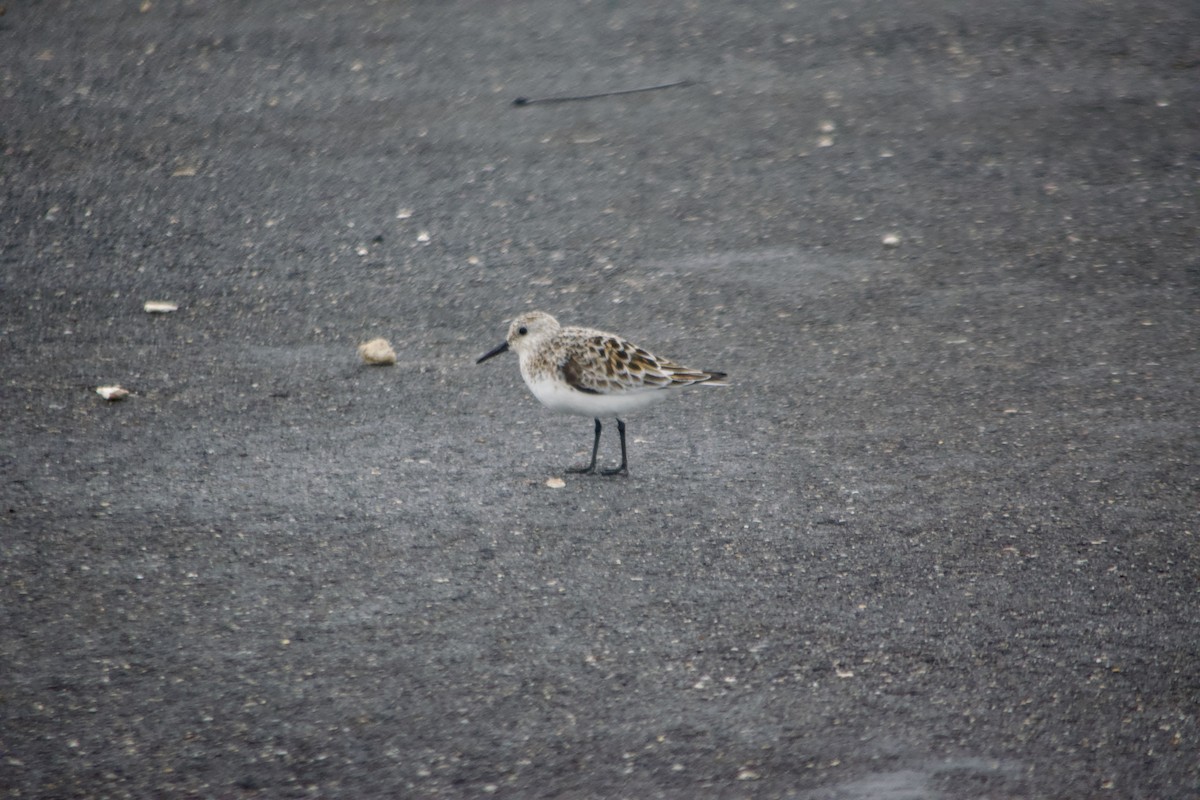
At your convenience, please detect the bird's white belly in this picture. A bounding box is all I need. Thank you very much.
[524,375,669,418]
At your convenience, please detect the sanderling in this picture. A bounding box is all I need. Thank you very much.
[476,310,727,475]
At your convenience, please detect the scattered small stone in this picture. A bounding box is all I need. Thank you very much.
[882,232,901,247]
[358,338,397,365]
[96,385,130,401]
[545,477,566,489]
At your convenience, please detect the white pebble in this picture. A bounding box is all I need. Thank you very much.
[357,338,397,365]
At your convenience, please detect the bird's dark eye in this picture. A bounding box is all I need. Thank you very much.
[518,326,528,336]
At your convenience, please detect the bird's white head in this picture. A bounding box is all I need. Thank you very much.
[476,310,561,364]
[505,311,560,358]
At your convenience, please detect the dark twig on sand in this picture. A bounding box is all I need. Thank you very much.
[513,80,694,107]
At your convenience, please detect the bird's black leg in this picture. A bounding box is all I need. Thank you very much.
[566,418,602,474]
[601,418,628,476]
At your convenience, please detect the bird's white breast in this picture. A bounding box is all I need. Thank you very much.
[523,374,670,418]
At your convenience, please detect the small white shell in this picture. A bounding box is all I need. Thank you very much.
[96,385,130,401]
[143,300,178,313]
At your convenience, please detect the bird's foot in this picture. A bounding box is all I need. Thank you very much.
[565,464,597,475]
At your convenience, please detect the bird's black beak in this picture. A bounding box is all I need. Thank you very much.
[476,341,509,364]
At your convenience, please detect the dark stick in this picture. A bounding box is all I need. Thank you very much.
[513,80,694,107]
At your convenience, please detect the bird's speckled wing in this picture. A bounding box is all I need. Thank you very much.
[558,332,725,395]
